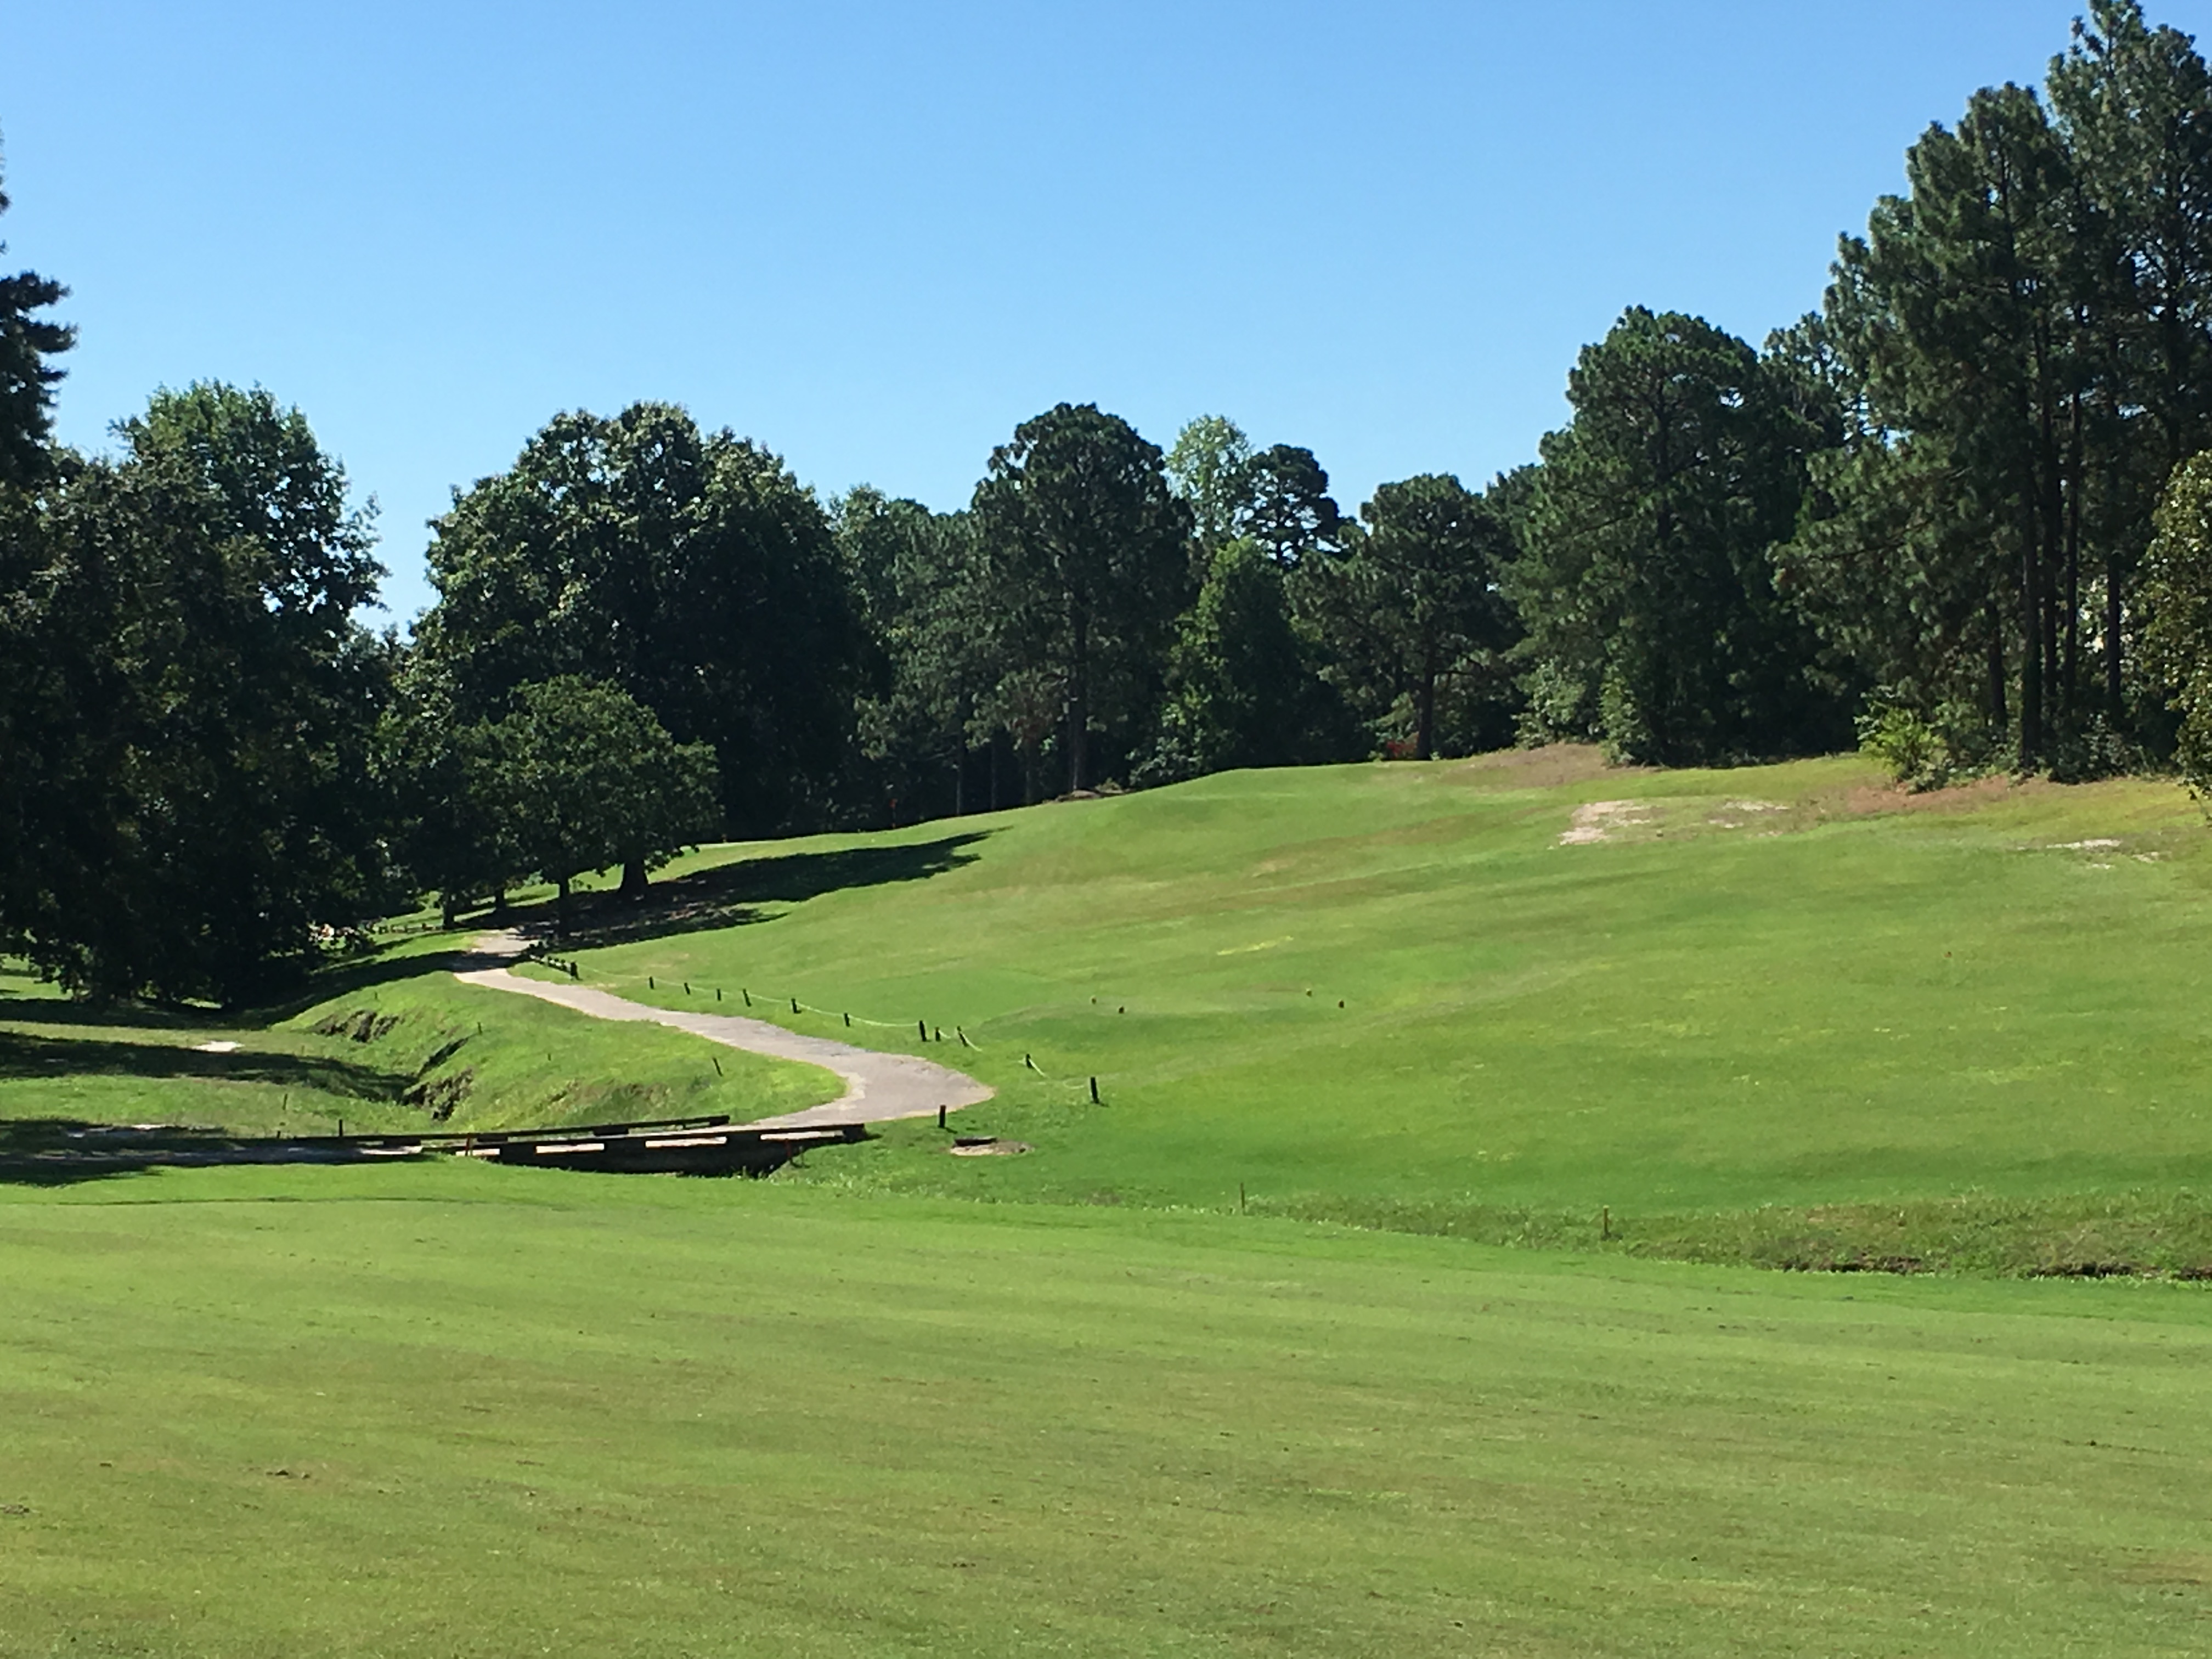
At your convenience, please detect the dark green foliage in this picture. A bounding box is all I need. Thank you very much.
[1778,3,2212,777]
[1317,474,1520,761]
[484,678,720,905]
[1144,539,1359,781]
[834,487,1000,820]
[970,403,1195,793]
[414,403,867,837]
[2139,451,2212,791]
[0,151,72,486]
[1514,309,1846,764]
[0,386,393,1003]
[376,680,521,924]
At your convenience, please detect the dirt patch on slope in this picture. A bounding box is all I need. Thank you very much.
[1559,800,1653,845]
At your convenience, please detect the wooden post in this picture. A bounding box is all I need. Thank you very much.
[937,1104,946,1130]
[918,1019,927,1040]
[1089,1076,1099,1104]
[712,1056,723,1077]
[1601,1205,1612,1241]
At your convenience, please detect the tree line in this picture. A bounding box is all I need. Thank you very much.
[12,0,2212,1002]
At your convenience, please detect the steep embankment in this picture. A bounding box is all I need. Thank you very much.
[0,938,840,1144]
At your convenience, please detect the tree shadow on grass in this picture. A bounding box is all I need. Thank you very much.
[2,940,483,1030]
[255,945,482,1023]
[0,1030,412,1102]
[0,1116,435,1187]
[529,830,994,951]
[0,1117,238,1186]
[0,994,223,1032]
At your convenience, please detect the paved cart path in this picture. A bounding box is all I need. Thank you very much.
[454,936,992,1130]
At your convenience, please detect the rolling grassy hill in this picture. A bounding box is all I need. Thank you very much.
[514,748,2212,1270]
[7,751,2212,1654]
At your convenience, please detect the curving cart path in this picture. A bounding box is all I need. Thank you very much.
[453,934,992,1130]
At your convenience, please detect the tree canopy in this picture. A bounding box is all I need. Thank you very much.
[970,403,1195,793]
[21,1,2212,999]
[414,403,867,844]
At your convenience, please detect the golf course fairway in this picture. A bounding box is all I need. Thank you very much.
[2,1164,2209,1657]
[5,749,2212,1653]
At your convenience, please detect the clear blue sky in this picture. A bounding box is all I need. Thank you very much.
[7,1,2207,623]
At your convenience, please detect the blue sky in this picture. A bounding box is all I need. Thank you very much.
[7,1,2208,622]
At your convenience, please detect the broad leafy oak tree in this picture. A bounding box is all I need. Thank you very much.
[415,403,867,866]
[485,678,720,911]
[2,385,393,1003]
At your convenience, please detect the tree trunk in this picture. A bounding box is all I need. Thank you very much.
[620,859,648,900]
[2021,522,2042,769]
[1987,608,2008,733]
[1415,644,1438,762]
[440,892,458,931]
[1066,608,1091,793]
[2106,538,2125,724]
[2064,388,2083,712]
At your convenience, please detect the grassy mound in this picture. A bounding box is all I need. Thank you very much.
[518,749,2212,1271]
[0,941,838,1148]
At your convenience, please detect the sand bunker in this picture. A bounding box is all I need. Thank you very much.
[1559,800,1652,845]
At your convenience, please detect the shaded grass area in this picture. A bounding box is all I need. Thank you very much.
[0,951,838,1160]
[2,1165,2209,1657]
[517,750,2212,1274]
[1259,1188,2212,1279]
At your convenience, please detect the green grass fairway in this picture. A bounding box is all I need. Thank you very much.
[507,751,2212,1268]
[3,1167,2209,1657]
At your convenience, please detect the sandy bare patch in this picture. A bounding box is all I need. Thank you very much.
[947,1137,1030,1158]
[1560,800,1652,845]
[1709,799,1790,828]
[2053,839,2123,850]
[191,1040,241,1054]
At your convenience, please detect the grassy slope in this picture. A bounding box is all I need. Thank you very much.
[0,944,838,1143]
[2,1165,2209,1658]
[532,751,2212,1261]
